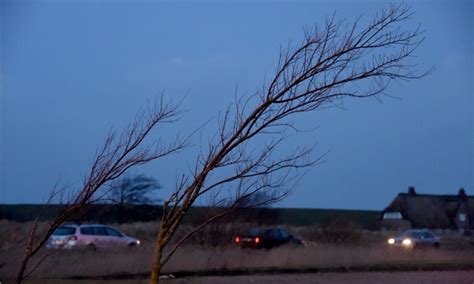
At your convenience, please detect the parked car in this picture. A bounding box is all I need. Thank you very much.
[46,224,140,250]
[234,227,305,249]
[387,229,440,248]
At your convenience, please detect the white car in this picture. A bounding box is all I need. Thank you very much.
[46,224,140,250]
[387,229,440,248]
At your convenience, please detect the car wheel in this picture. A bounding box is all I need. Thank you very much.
[128,242,137,248]
[86,244,97,251]
[434,242,440,248]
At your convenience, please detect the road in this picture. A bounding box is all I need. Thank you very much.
[163,270,474,284]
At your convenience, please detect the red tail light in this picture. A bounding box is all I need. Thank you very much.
[68,236,78,241]
[254,237,261,244]
[234,236,241,244]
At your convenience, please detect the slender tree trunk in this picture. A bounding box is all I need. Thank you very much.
[151,220,170,284]
[119,186,124,223]
[150,239,164,284]
[15,257,28,284]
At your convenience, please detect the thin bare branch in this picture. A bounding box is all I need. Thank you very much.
[150,5,428,283]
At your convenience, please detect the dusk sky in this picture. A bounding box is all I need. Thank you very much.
[1,0,473,210]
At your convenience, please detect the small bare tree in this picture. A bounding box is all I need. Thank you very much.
[150,4,429,282]
[109,174,162,206]
[15,98,186,284]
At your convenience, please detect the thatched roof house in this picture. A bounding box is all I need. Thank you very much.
[381,187,473,234]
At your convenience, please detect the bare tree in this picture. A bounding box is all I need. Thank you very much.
[109,174,162,206]
[15,97,186,284]
[150,4,429,283]
[104,174,162,223]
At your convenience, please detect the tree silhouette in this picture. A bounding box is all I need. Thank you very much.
[110,174,161,206]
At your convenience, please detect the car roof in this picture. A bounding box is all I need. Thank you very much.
[59,224,79,228]
[249,227,290,234]
[250,227,288,230]
[404,229,431,233]
[60,223,112,228]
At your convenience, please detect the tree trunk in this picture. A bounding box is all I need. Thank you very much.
[15,255,28,284]
[150,240,164,284]
[151,221,168,284]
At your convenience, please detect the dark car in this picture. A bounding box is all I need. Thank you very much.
[387,229,440,248]
[234,227,305,249]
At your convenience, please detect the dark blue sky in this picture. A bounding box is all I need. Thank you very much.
[1,0,473,209]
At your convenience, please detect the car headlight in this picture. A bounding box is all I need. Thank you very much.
[136,240,141,245]
[388,238,395,245]
[402,238,412,246]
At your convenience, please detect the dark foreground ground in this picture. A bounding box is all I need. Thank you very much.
[22,270,474,284]
[168,270,474,284]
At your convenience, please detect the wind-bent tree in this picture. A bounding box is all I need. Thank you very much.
[109,174,162,205]
[15,98,186,284]
[150,4,429,283]
[107,174,162,223]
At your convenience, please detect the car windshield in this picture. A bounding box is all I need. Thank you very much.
[53,227,76,236]
[422,231,434,239]
[105,227,123,237]
[401,231,423,238]
[248,228,262,237]
[279,229,290,239]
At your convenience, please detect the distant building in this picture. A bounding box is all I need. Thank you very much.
[380,187,473,234]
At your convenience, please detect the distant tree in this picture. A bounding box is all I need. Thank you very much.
[231,190,272,208]
[109,174,161,206]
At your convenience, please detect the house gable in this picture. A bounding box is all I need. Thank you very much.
[381,187,473,232]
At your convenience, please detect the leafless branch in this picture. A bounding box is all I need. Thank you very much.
[15,95,186,284]
[150,4,429,283]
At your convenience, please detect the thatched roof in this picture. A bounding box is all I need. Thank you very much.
[382,188,474,230]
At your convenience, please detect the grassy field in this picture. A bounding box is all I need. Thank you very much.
[1,220,473,283]
[4,244,474,283]
[4,243,474,280]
